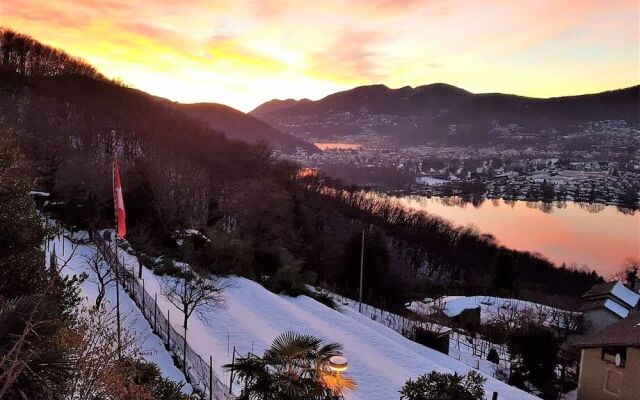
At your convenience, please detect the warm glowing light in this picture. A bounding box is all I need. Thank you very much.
[297,167,318,179]
[328,355,348,372]
[1,0,638,111]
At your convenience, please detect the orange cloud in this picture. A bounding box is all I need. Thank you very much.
[0,0,637,111]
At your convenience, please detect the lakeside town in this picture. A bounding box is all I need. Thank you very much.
[278,119,640,210]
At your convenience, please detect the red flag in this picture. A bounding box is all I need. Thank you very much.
[113,159,126,238]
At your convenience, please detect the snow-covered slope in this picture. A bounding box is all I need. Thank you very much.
[312,288,511,379]
[408,296,579,329]
[45,230,190,391]
[112,244,538,400]
[52,227,536,399]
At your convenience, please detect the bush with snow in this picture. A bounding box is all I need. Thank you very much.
[400,370,486,400]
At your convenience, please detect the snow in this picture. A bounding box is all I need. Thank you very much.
[173,229,211,245]
[610,282,640,308]
[51,228,537,399]
[603,298,629,318]
[45,230,191,392]
[408,296,579,329]
[113,246,538,400]
[312,288,511,379]
[416,176,449,185]
[28,191,50,197]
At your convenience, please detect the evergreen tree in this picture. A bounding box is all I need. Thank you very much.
[340,228,391,303]
[490,251,518,295]
[507,322,560,399]
[0,126,76,398]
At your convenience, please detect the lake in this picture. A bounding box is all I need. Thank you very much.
[396,196,639,278]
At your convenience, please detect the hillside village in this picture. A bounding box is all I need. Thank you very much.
[278,118,639,208]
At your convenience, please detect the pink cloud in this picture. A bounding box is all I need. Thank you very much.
[306,30,386,82]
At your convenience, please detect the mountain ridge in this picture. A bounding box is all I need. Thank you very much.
[250,98,312,117]
[165,100,319,153]
[252,83,639,118]
[251,83,639,144]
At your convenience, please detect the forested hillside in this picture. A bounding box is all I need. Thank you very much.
[171,101,319,153]
[0,27,602,318]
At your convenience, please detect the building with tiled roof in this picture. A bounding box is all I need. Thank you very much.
[580,281,640,332]
[573,312,640,399]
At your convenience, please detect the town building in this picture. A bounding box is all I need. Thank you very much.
[574,312,640,400]
[581,282,640,332]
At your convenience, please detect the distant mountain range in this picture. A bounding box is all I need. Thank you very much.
[0,72,317,154]
[251,83,640,145]
[251,98,312,117]
[168,101,318,153]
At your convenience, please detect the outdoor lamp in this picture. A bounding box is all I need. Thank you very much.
[329,355,348,373]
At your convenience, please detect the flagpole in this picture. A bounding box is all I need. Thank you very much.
[112,130,122,361]
[358,228,364,313]
[114,226,122,360]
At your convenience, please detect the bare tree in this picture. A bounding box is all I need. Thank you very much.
[161,271,226,374]
[64,306,145,400]
[611,257,640,290]
[84,251,115,310]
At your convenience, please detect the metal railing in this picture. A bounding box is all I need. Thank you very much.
[91,230,233,400]
[325,291,512,371]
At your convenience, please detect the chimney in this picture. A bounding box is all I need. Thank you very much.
[626,267,640,293]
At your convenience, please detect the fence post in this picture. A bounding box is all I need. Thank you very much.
[209,355,213,400]
[142,279,145,311]
[167,309,170,345]
[154,293,158,332]
[229,346,235,395]
[492,392,498,400]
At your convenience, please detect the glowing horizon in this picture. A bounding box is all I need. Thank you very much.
[1,0,638,112]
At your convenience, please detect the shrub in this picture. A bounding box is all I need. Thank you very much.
[263,262,315,296]
[507,322,560,397]
[413,327,449,354]
[487,348,500,364]
[309,291,338,309]
[138,253,156,270]
[153,257,182,276]
[400,370,486,400]
[126,359,188,400]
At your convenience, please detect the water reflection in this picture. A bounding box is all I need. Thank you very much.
[397,196,640,277]
[426,195,635,216]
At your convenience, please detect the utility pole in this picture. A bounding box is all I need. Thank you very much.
[358,228,364,313]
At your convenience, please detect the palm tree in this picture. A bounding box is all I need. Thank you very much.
[224,331,356,400]
[0,295,72,399]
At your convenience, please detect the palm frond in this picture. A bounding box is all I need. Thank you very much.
[268,331,323,359]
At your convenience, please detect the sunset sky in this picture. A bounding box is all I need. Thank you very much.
[1,0,638,112]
